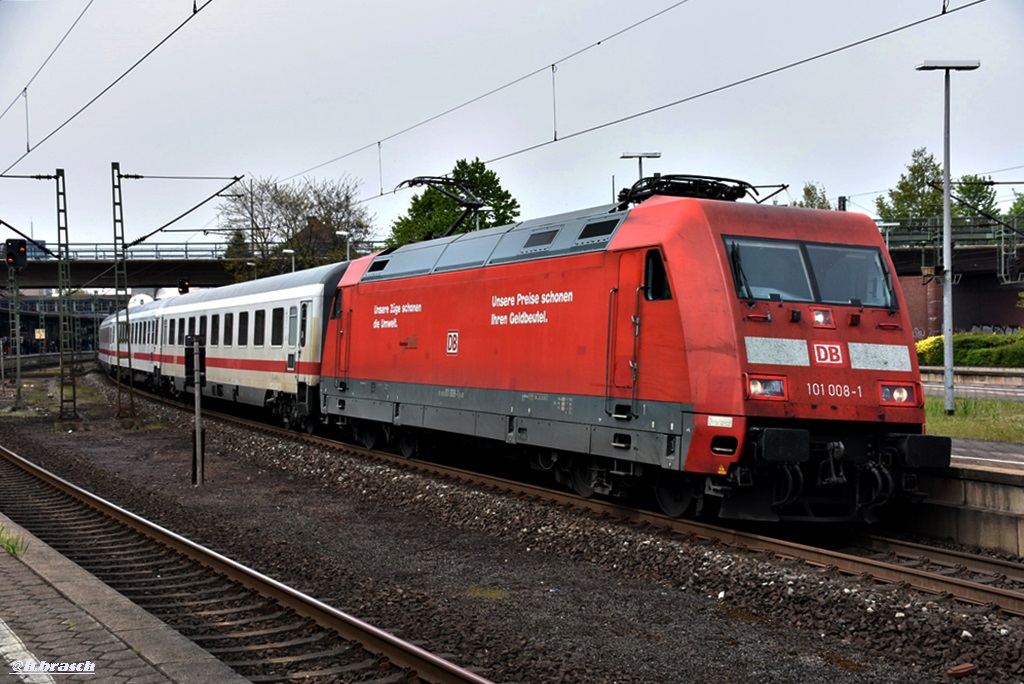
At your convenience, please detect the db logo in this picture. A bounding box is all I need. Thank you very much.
[812,343,844,365]
[446,330,459,355]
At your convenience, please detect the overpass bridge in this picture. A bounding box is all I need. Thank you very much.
[3,218,1022,346]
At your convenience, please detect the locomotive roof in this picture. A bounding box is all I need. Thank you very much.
[361,203,626,283]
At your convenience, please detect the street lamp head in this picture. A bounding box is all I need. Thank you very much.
[282,249,295,254]
[620,152,661,160]
[336,230,349,237]
[915,60,980,71]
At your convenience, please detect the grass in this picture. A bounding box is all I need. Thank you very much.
[924,396,1024,443]
[0,523,30,559]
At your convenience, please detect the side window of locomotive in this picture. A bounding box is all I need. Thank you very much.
[725,237,813,302]
[210,315,220,346]
[254,310,266,347]
[271,307,285,347]
[238,312,249,347]
[299,303,308,348]
[644,250,672,301]
[223,313,233,348]
[330,291,343,320]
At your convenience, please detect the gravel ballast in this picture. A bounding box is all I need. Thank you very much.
[0,369,1020,683]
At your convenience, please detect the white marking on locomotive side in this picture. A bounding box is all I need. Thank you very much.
[707,416,733,428]
[744,336,809,366]
[848,343,912,371]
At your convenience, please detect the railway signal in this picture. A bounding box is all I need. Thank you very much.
[5,239,27,268]
[178,277,190,294]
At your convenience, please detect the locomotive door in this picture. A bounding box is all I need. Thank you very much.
[331,288,349,389]
[606,250,645,418]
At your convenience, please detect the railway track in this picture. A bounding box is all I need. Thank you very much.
[151,389,1024,619]
[160,393,1024,619]
[0,443,493,684]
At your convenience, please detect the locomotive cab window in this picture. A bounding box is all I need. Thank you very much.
[644,249,672,301]
[725,235,893,308]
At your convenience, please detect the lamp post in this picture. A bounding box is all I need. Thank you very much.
[246,261,256,280]
[336,230,350,261]
[282,248,295,273]
[916,59,979,416]
[620,152,660,181]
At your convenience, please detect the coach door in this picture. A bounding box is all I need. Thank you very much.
[287,300,310,375]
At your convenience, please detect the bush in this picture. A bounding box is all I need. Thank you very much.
[917,332,1024,368]
[916,335,944,366]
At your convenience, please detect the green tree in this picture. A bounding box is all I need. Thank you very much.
[875,147,946,221]
[792,181,832,209]
[387,158,520,247]
[1006,190,1024,217]
[955,174,1000,218]
[217,175,372,279]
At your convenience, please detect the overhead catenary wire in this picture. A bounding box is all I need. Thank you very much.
[308,0,990,210]
[0,0,96,127]
[1,0,218,175]
[283,0,696,181]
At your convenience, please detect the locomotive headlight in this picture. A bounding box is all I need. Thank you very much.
[746,374,787,400]
[880,383,918,406]
[810,307,835,329]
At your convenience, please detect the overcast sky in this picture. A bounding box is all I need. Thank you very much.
[0,0,1020,248]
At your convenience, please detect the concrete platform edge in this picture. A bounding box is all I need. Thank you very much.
[0,512,250,683]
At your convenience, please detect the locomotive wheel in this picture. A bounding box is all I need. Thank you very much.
[398,430,419,459]
[357,421,380,450]
[654,477,695,518]
[570,457,595,498]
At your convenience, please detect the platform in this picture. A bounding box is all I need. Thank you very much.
[0,513,248,683]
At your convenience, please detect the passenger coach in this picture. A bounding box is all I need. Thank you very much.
[99,263,347,431]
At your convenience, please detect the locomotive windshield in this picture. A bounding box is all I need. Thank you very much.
[725,236,893,308]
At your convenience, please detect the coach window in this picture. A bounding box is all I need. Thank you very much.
[238,311,249,347]
[644,249,672,301]
[299,302,308,347]
[271,307,285,347]
[168,319,176,345]
[188,317,196,339]
[287,306,297,348]
[199,315,208,343]
[210,314,220,346]
[254,310,266,347]
[223,313,233,347]
[178,318,185,345]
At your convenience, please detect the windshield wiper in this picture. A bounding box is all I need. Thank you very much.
[729,242,754,304]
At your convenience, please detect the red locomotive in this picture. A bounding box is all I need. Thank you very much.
[320,175,950,522]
